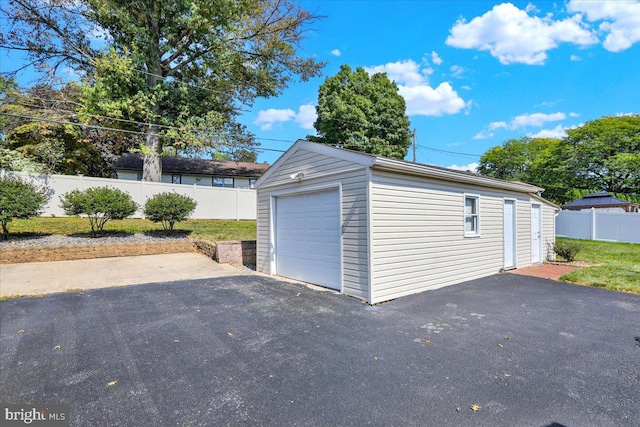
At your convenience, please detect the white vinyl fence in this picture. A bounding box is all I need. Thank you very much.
[556,209,640,244]
[2,170,257,220]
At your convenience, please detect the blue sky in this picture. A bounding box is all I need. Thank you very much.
[3,1,639,169]
[244,0,640,169]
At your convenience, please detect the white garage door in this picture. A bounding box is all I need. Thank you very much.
[275,189,341,290]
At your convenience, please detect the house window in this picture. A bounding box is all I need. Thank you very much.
[136,172,143,181]
[249,179,257,188]
[172,174,182,184]
[464,195,480,236]
[213,177,234,188]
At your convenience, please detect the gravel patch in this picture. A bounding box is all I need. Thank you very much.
[0,233,190,248]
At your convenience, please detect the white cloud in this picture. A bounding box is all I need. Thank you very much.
[461,85,472,90]
[365,60,470,117]
[473,130,494,140]
[570,54,582,61]
[364,59,429,86]
[528,124,573,139]
[447,162,479,172]
[450,65,465,78]
[254,105,316,130]
[569,112,580,117]
[330,49,341,57]
[294,104,317,130]
[445,3,597,65]
[399,82,471,116]
[431,51,443,65]
[568,0,640,52]
[510,112,566,128]
[254,108,296,130]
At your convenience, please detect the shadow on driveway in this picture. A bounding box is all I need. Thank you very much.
[1,274,638,426]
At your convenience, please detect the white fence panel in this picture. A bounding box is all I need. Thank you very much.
[1,170,257,220]
[556,209,640,244]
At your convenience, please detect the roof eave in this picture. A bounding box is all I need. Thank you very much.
[371,157,544,194]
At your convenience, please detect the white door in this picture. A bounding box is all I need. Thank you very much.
[275,190,342,290]
[504,200,516,269]
[531,204,542,264]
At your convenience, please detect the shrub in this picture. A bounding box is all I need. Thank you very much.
[554,240,580,262]
[144,192,197,231]
[0,176,49,240]
[60,187,138,236]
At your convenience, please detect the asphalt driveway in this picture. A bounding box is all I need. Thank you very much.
[1,274,638,426]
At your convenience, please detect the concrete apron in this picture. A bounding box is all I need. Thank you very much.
[0,253,256,298]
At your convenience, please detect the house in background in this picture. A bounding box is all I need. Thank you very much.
[115,153,269,188]
[255,140,559,304]
[562,192,638,213]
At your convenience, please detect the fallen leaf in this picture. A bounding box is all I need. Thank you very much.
[107,380,117,387]
[425,339,431,344]
[503,336,510,340]
[54,345,61,350]
[296,293,301,297]
[456,407,461,413]
[17,329,25,333]
[497,343,504,348]
[227,332,234,337]
[173,340,180,343]
[470,404,481,412]
[374,356,379,361]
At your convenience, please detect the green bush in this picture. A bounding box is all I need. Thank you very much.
[554,240,580,262]
[144,192,197,231]
[0,176,49,240]
[60,187,138,236]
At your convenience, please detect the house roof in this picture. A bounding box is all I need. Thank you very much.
[115,153,269,178]
[256,140,549,197]
[562,192,637,209]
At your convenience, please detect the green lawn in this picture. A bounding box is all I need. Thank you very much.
[6,217,256,242]
[557,237,640,294]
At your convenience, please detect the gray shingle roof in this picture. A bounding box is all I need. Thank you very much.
[115,153,269,178]
[562,192,636,208]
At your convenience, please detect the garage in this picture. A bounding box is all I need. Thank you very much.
[255,140,559,304]
[275,189,341,290]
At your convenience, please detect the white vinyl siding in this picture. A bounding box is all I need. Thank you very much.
[542,202,557,261]
[369,170,534,303]
[256,148,369,300]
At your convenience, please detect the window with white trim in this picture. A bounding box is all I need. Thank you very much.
[172,174,182,184]
[213,177,234,188]
[464,195,480,236]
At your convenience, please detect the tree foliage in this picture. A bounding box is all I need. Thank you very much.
[478,115,640,204]
[2,0,324,180]
[0,176,49,240]
[60,186,138,235]
[0,77,133,176]
[310,65,412,160]
[144,192,197,231]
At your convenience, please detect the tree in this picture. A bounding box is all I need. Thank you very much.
[564,115,640,195]
[144,192,197,232]
[0,80,115,175]
[0,176,49,240]
[1,0,324,180]
[310,65,411,160]
[60,186,138,235]
[477,137,568,202]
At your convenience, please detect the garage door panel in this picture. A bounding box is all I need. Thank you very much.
[276,190,341,290]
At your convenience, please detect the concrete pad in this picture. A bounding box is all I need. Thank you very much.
[0,253,254,297]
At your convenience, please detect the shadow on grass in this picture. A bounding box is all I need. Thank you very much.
[68,230,136,238]
[142,230,193,238]
[2,231,53,241]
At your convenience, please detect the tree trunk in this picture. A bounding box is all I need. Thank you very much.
[142,122,162,182]
[141,2,163,182]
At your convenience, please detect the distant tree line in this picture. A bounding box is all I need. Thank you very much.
[478,115,640,205]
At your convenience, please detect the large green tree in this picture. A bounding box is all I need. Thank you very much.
[1,0,324,180]
[564,115,640,195]
[478,115,640,204]
[310,65,411,160]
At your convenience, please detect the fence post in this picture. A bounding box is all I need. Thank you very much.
[591,207,596,240]
[236,187,240,221]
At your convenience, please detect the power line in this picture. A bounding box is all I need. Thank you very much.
[417,145,481,158]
